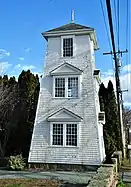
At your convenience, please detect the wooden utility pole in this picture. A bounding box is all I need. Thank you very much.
[105,0,127,158]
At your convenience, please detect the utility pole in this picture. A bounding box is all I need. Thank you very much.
[105,0,127,158]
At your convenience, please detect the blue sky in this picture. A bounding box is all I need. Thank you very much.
[0,0,131,104]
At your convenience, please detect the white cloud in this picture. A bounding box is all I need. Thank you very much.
[101,68,131,106]
[0,61,12,75]
[13,64,36,71]
[14,64,21,69]
[122,64,131,72]
[101,69,114,78]
[25,48,30,53]
[18,57,24,61]
[22,65,36,70]
[0,49,10,59]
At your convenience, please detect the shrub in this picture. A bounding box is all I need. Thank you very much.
[121,158,130,166]
[117,179,125,187]
[8,154,26,171]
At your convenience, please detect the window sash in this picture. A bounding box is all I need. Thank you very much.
[68,77,78,97]
[51,123,78,147]
[52,124,63,146]
[63,38,73,57]
[54,76,79,98]
[66,124,77,146]
[55,78,65,97]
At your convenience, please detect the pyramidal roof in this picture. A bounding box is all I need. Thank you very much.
[46,23,94,33]
[42,22,98,50]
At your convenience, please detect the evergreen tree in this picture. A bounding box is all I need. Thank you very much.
[2,75,8,87]
[107,81,121,151]
[0,70,40,159]
[99,80,121,161]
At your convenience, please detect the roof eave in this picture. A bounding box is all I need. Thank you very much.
[42,29,99,50]
[42,28,94,39]
[90,31,99,50]
[43,27,94,34]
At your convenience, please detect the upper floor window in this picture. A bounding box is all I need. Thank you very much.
[61,36,75,57]
[54,76,79,98]
[68,77,78,97]
[55,78,65,97]
[63,38,73,57]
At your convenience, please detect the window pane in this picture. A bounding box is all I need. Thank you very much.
[66,124,77,146]
[68,77,78,97]
[63,38,73,57]
[55,78,65,97]
[52,124,63,145]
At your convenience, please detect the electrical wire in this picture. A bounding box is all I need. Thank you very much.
[125,0,129,89]
[123,0,130,105]
[100,0,112,51]
[117,0,120,50]
[128,0,130,89]
[113,0,118,46]
[100,0,115,84]
[126,0,129,51]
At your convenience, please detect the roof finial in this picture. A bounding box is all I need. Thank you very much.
[71,9,75,23]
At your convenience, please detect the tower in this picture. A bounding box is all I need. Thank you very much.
[28,21,105,166]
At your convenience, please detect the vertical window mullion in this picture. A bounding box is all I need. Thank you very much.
[78,76,80,98]
[53,77,55,98]
[64,123,66,146]
[50,123,53,145]
[65,77,68,98]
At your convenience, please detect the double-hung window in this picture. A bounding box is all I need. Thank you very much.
[51,123,78,147]
[63,38,73,57]
[55,78,65,97]
[52,124,63,145]
[68,77,78,97]
[54,76,79,98]
[61,36,75,57]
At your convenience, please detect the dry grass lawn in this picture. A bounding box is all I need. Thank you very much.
[0,179,62,187]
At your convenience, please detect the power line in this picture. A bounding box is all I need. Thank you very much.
[126,0,129,51]
[117,0,120,50]
[127,0,131,91]
[105,0,124,158]
[125,0,129,89]
[99,0,112,51]
[99,0,115,78]
[113,0,118,44]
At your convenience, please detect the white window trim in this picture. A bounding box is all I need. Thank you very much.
[50,122,79,147]
[53,75,81,98]
[61,35,76,57]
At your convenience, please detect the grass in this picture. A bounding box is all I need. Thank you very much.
[0,179,62,187]
[124,183,131,187]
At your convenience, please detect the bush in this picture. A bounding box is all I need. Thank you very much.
[8,154,26,171]
[117,179,125,187]
[121,158,130,166]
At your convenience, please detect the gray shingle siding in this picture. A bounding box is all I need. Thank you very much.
[28,32,105,165]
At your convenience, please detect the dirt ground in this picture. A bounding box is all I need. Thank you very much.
[0,179,62,187]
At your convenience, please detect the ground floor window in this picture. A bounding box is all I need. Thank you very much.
[51,123,78,147]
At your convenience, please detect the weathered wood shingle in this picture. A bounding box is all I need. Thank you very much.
[28,26,105,166]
